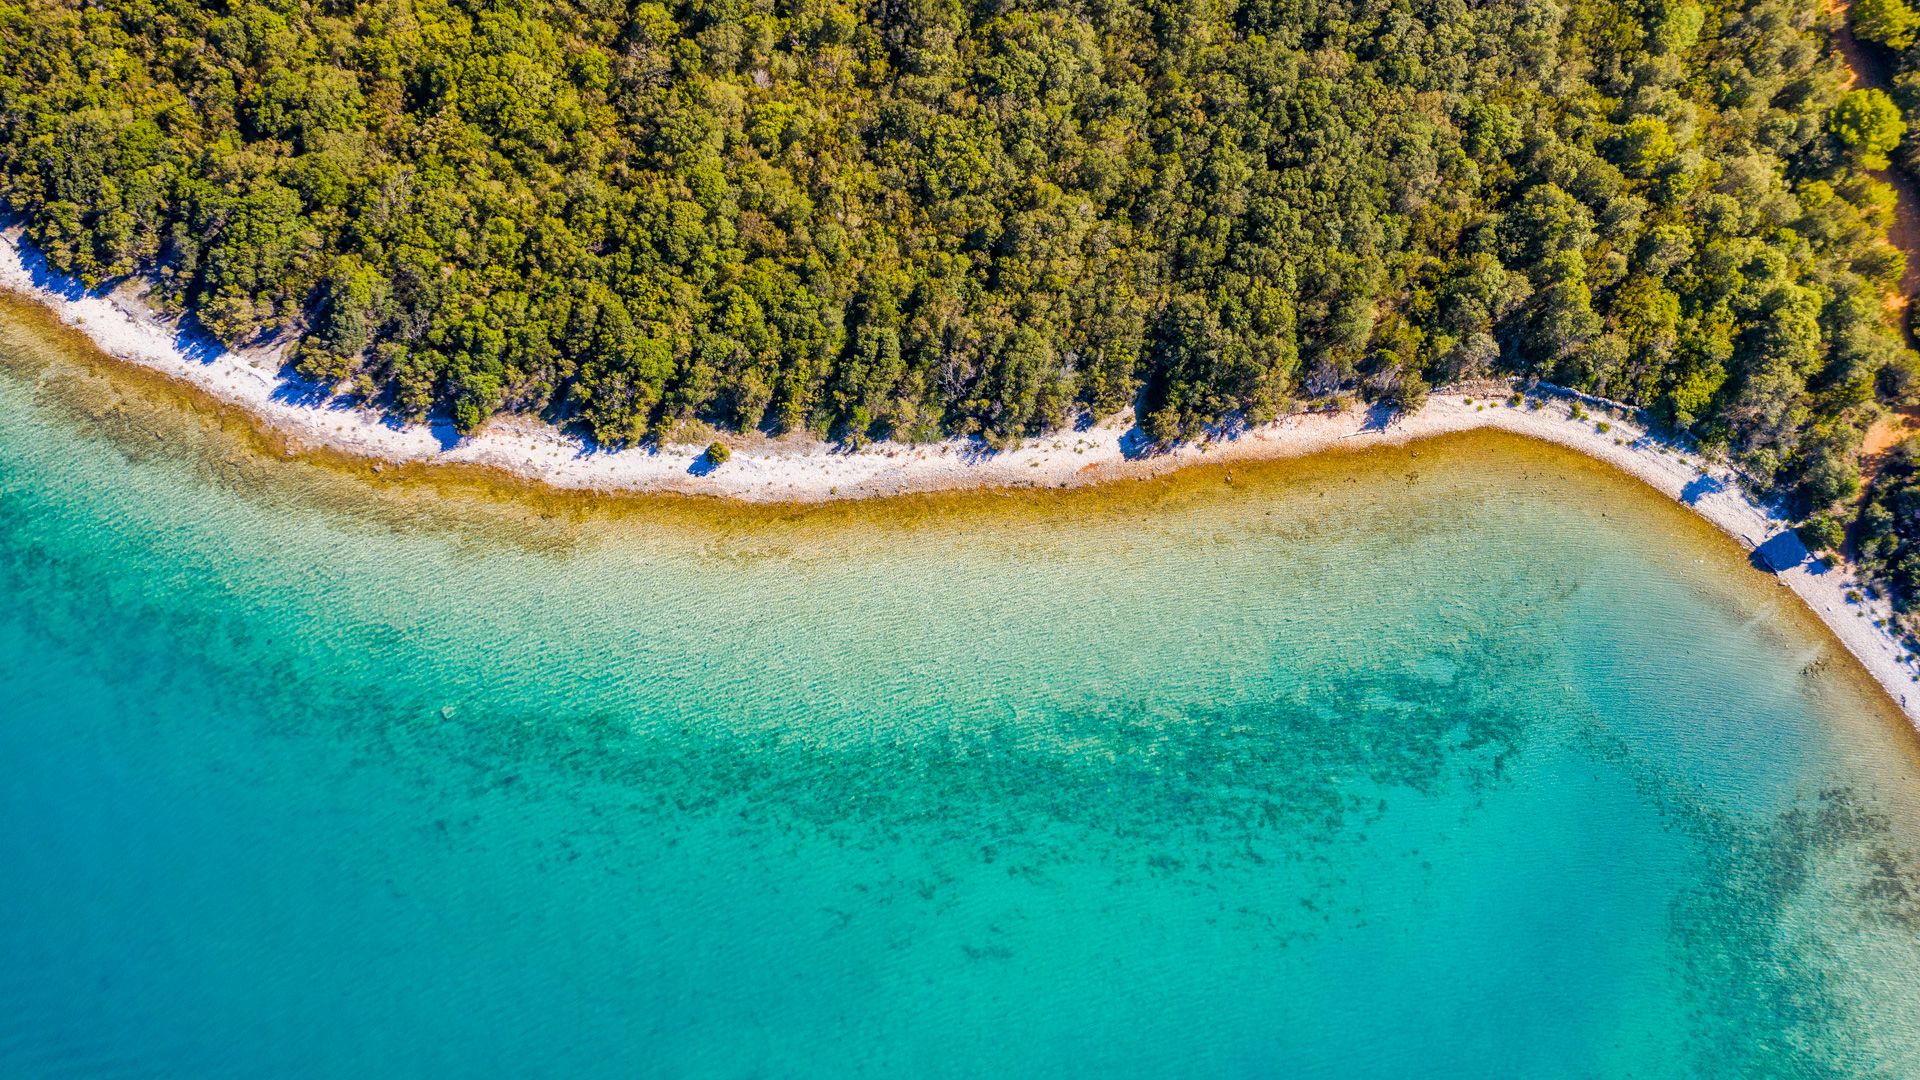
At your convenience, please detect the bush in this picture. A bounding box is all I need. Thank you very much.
[1386,370,1430,413]
[1798,511,1846,552]
[705,441,731,466]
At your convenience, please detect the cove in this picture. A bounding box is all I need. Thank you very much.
[2,302,1920,1078]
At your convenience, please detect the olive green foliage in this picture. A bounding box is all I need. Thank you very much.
[1854,0,1920,50]
[704,439,730,465]
[1798,509,1847,551]
[0,0,1911,500]
[1832,89,1907,169]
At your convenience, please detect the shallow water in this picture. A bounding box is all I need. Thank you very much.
[3,297,1920,1078]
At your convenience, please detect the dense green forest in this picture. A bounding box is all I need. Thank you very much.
[2,0,1917,509]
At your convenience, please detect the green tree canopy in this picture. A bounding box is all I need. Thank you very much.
[1854,0,1920,49]
[1833,89,1907,171]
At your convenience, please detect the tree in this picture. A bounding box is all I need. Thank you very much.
[1832,89,1907,171]
[1615,117,1678,177]
[1854,0,1920,50]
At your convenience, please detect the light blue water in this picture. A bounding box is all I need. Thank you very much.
[2,307,1920,1077]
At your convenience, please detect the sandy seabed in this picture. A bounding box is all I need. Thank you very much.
[5,227,1919,729]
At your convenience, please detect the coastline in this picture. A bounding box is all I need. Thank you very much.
[5,227,1919,729]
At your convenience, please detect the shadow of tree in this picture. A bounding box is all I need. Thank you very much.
[1681,474,1724,505]
[1751,530,1811,574]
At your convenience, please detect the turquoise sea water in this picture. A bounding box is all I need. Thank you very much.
[3,305,1920,1077]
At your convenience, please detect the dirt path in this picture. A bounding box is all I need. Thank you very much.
[1832,6,1920,303]
[1830,4,1920,463]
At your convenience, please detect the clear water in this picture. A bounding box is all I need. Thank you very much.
[3,297,1920,1078]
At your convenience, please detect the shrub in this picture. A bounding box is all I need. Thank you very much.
[1798,511,1846,552]
[705,441,731,466]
